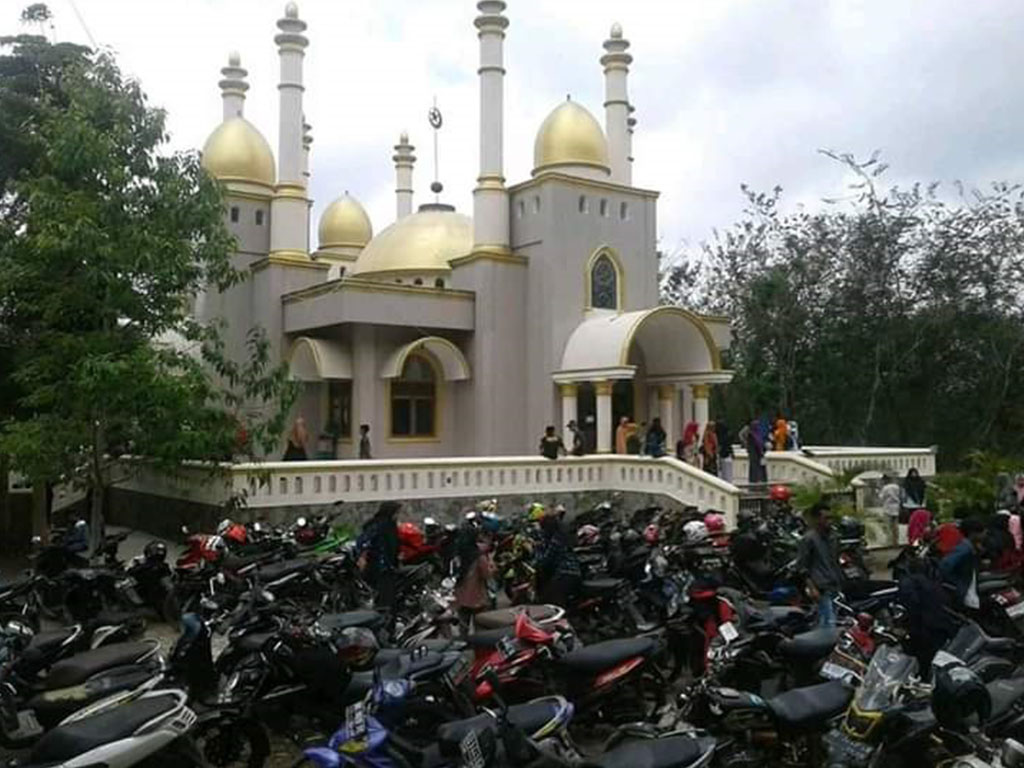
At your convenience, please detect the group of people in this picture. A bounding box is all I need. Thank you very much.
[283,416,374,461]
[740,413,800,483]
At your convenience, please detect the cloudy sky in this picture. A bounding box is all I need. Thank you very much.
[7,0,1024,255]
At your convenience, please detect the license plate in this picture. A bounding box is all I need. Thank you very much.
[345,701,367,740]
[821,650,865,683]
[496,636,518,659]
[719,621,739,643]
[445,654,470,686]
[460,729,485,768]
[1007,601,1024,618]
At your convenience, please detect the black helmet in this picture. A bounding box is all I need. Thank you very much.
[736,509,757,530]
[144,540,168,562]
[932,656,990,729]
[333,626,379,669]
[837,516,865,540]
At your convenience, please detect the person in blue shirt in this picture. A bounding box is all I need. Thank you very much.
[939,516,986,610]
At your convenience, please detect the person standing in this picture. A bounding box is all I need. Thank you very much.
[539,426,567,460]
[283,416,309,461]
[358,501,401,615]
[902,468,926,513]
[358,424,373,459]
[625,422,642,455]
[535,511,582,606]
[678,421,699,465]
[567,420,585,456]
[743,419,766,484]
[796,503,843,627]
[772,413,789,452]
[453,517,495,634]
[615,417,630,455]
[879,474,903,545]
[939,517,986,611]
[645,417,667,458]
[701,421,719,476]
[716,421,734,483]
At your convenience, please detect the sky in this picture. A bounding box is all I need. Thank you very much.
[7,0,1024,257]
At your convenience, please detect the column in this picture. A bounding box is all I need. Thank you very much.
[219,52,248,120]
[559,383,578,447]
[601,23,632,184]
[472,1,511,253]
[393,132,416,219]
[658,385,676,449]
[595,381,613,453]
[692,383,711,443]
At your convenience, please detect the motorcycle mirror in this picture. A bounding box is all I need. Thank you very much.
[180,525,190,536]
[261,589,275,603]
[441,577,455,591]
[1002,739,1024,768]
[296,516,308,528]
[216,572,226,585]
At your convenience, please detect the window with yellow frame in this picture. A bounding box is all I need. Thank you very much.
[390,354,437,437]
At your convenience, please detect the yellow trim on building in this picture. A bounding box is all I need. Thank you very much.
[449,249,528,267]
[618,306,722,370]
[386,351,444,443]
[509,171,659,199]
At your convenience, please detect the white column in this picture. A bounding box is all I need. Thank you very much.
[393,132,416,219]
[595,381,613,453]
[693,383,711,443]
[658,385,676,449]
[270,2,309,257]
[219,52,248,120]
[472,1,510,253]
[560,383,578,446]
[601,24,632,184]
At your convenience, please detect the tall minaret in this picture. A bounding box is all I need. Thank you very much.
[471,0,510,254]
[601,23,632,185]
[219,51,248,120]
[393,131,416,220]
[269,1,309,258]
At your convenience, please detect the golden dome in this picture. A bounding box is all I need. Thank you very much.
[318,193,373,249]
[350,204,472,277]
[201,117,275,187]
[533,100,610,176]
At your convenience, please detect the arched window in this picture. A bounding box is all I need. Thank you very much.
[391,354,436,437]
[590,253,619,310]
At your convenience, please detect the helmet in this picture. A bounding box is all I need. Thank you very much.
[704,513,725,534]
[643,523,660,545]
[334,626,379,669]
[932,653,990,728]
[736,509,757,530]
[577,524,600,546]
[480,511,501,534]
[527,503,547,522]
[216,518,232,535]
[143,540,167,563]
[423,516,439,533]
[769,485,792,502]
[837,516,865,540]
[683,521,709,544]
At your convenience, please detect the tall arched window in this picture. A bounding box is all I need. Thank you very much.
[391,354,436,437]
[590,253,619,310]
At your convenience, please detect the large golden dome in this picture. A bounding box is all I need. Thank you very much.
[201,117,275,187]
[318,193,373,250]
[350,204,472,278]
[533,100,610,176]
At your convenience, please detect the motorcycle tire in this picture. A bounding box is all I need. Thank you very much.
[192,714,270,768]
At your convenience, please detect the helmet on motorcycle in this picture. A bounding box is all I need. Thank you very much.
[769,485,792,503]
[527,503,547,522]
[577,524,600,546]
[143,540,167,563]
[334,626,379,669]
[703,513,725,534]
[643,523,660,545]
[837,516,865,541]
[216,518,232,535]
[932,655,990,728]
[3,621,34,650]
[682,521,709,544]
[736,509,757,530]
[423,516,439,533]
[479,511,501,534]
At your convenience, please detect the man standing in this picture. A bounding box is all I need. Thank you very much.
[796,503,843,627]
[879,474,903,546]
[567,420,585,456]
[358,424,372,459]
[358,500,401,615]
[539,426,567,460]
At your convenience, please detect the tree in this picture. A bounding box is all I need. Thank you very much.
[662,152,1024,467]
[0,14,296,546]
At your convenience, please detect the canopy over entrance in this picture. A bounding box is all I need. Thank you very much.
[288,336,353,381]
[556,306,726,382]
[380,336,471,381]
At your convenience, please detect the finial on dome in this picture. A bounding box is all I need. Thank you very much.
[285,1,298,19]
[228,51,241,67]
[610,22,623,39]
[566,93,571,101]
[400,130,409,144]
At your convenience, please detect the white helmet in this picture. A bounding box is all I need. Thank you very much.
[682,520,708,544]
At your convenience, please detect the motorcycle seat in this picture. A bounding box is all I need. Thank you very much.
[744,604,807,632]
[17,626,80,669]
[584,735,714,768]
[255,558,313,583]
[474,604,561,629]
[979,579,1012,597]
[29,692,182,764]
[767,680,853,731]
[777,628,839,660]
[236,631,275,653]
[581,578,626,597]
[317,610,384,633]
[437,698,563,755]
[988,677,1024,720]
[465,626,516,648]
[44,640,159,690]
[380,650,451,679]
[555,636,657,674]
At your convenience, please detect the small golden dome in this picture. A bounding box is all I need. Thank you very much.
[351,204,472,277]
[201,117,275,187]
[533,100,610,176]
[319,193,373,250]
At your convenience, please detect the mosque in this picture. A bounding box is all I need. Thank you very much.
[196,1,733,461]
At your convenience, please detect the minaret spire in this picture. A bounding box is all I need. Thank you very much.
[218,51,248,120]
[471,0,510,255]
[393,131,416,220]
[602,22,632,184]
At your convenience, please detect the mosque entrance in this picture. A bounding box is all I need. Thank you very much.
[612,380,634,432]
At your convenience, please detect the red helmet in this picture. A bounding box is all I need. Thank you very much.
[703,513,725,534]
[577,524,600,546]
[769,485,792,502]
[643,523,660,545]
[397,521,425,549]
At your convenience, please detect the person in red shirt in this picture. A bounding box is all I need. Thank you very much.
[934,519,965,557]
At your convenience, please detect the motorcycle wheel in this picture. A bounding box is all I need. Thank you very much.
[192,716,270,768]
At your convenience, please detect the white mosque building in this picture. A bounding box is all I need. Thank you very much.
[197,1,734,461]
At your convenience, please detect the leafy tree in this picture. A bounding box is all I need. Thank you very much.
[0,13,296,546]
[663,152,1024,468]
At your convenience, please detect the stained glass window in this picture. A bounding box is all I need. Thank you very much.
[591,254,618,310]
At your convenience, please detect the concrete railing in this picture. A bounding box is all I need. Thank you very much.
[732,446,937,486]
[114,454,741,524]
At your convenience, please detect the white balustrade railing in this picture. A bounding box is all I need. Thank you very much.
[732,445,937,487]
[114,454,741,524]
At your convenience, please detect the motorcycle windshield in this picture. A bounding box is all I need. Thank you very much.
[854,645,918,712]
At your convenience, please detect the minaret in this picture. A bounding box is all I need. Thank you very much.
[471,0,510,254]
[601,22,632,185]
[393,131,416,219]
[627,107,636,180]
[219,51,248,120]
[269,1,310,258]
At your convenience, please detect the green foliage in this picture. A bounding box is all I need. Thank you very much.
[0,17,296,537]
[663,151,1024,467]
[928,451,1023,521]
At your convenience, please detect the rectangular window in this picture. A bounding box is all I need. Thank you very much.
[255,209,264,226]
[230,206,239,223]
[326,380,352,439]
[391,381,435,437]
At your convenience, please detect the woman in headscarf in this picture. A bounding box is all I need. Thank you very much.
[745,418,766,483]
[677,421,700,466]
[283,416,309,461]
[701,421,719,476]
[716,421,734,483]
[453,515,495,634]
[903,468,927,511]
[615,416,630,455]
[772,413,789,452]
